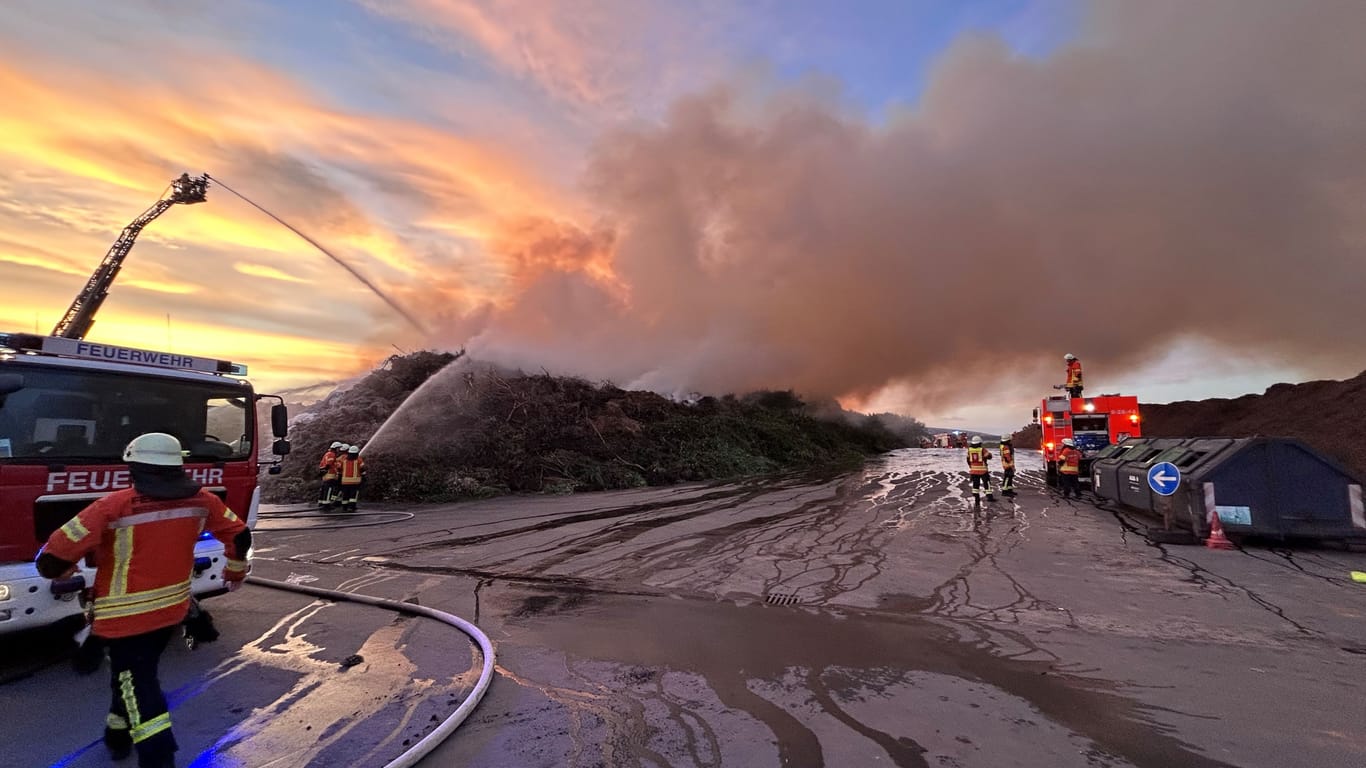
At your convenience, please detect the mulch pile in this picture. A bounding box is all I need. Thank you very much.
[1140,369,1366,479]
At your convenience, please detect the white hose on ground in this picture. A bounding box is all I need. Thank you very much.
[248,576,496,768]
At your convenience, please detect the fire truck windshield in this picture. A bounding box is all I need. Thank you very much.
[0,364,252,463]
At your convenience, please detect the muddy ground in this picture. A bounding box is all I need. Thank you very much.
[2,450,1364,767]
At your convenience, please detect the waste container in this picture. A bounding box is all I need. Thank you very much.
[1097,436,1366,542]
[1178,438,1366,541]
[1110,438,1188,511]
[1090,440,1146,499]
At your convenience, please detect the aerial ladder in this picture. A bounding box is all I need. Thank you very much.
[51,173,209,340]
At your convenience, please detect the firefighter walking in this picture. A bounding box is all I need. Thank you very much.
[337,444,367,512]
[1057,438,1083,499]
[966,435,995,504]
[36,433,251,768]
[318,441,343,509]
[998,434,1017,497]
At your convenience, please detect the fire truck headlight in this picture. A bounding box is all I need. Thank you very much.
[0,583,10,601]
[1044,415,1053,424]
[1084,402,1096,412]
[1129,414,1140,423]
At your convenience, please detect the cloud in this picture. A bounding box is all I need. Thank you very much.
[233,262,308,283]
[438,0,1366,414]
[359,0,736,114]
[0,31,576,388]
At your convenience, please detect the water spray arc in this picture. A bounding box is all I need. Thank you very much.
[205,174,429,335]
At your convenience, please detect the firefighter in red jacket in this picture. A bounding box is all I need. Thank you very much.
[337,444,367,512]
[966,435,995,504]
[998,434,1017,497]
[37,433,251,768]
[1061,354,1084,398]
[1057,438,1083,499]
[318,441,343,509]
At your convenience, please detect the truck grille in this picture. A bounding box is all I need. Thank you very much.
[33,490,229,543]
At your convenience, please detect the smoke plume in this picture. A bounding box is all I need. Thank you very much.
[441,0,1366,412]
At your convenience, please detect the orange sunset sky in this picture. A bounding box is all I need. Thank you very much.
[5,1,1365,432]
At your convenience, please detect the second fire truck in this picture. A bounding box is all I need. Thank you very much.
[1034,392,1142,486]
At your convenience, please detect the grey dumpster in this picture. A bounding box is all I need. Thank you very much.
[1091,440,1145,499]
[1111,438,1188,511]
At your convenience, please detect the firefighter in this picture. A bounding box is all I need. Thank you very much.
[36,433,251,768]
[999,434,1017,497]
[1062,354,1084,398]
[337,444,367,512]
[1057,437,1083,499]
[318,441,343,509]
[966,435,995,504]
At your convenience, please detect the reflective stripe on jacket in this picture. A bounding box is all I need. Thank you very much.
[1000,444,1015,470]
[1066,360,1083,387]
[42,488,248,639]
[339,456,366,486]
[319,450,338,479]
[1059,447,1082,474]
[966,447,990,475]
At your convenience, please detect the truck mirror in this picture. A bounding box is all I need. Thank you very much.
[0,373,24,396]
[273,438,291,456]
[271,403,289,438]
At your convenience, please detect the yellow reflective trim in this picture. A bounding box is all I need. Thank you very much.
[119,670,140,729]
[223,508,240,523]
[109,507,208,529]
[107,713,129,730]
[60,518,90,543]
[224,559,249,572]
[132,712,172,743]
[95,580,191,609]
[110,527,134,597]
[93,588,190,619]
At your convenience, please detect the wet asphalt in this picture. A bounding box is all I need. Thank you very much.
[2,449,1365,767]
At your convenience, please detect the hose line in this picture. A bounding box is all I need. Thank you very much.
[248,576,495,768]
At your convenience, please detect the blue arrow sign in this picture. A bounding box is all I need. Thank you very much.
[1147,461,1181,496]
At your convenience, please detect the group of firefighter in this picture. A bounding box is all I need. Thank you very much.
[316,440,367,511]
[963,354,1086,504]
[964,433,1082,504]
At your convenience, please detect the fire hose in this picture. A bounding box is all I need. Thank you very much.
[247,576,496,768]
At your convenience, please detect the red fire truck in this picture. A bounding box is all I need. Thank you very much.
[1034,393,1141,486]
[0,332,288,634]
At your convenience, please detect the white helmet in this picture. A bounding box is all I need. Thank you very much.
[970,435,982,446]
[348,445,360,455]
[337,443,350,452]
[1064,353,1076,361]
[1062,438,1076,447]
[1000,434,1013,443]
[330,441,343,450]
[123,433,184,466]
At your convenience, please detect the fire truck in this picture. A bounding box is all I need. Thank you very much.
[1033,393,1142,486]
[0,333,289,634]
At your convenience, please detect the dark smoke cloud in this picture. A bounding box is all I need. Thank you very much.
[444,0,1366,412]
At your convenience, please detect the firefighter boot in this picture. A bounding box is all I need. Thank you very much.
[104,725,132,761]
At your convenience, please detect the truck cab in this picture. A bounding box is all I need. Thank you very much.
[0,333,287,634]
[1036,393,1142,486]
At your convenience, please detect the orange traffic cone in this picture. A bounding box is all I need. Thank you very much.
[1205,509,1236,550]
